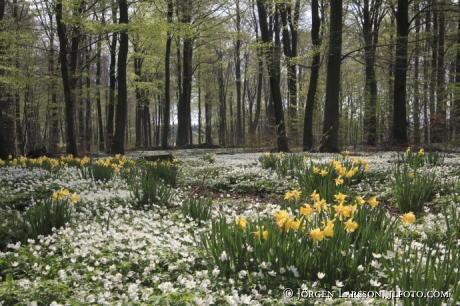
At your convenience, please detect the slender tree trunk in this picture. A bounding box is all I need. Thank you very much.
[111,0,129,154]
[106,3,118,152]
[85,42,92,152]
[257,0,289,152]
[55,0,83,156]
[303,0,321,150]
[434,11,446,143]
[217,58,227,146]
[429,8,437,143]
[413,3,421,145]
[280,0,300,142]
[392,0,409,146]
[362,0,380,146]
[162,0,173,149]
[96,34,105,151]
[235,0,243,144]
[134,50,143,147]
[319,0,342,152]
[455,4,460,143]
[205,92,212,144]
[423,10,431,144]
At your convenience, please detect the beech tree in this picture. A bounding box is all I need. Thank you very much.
[320,0,342,152]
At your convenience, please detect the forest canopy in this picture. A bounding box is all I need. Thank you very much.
[1,0,460,158]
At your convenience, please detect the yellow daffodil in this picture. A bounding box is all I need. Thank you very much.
[51,192,58,200]
[313,167,320,174]
[367,196,379,208]
[418,148,424,156]
[303,156,308,162]
[409,172,415,179]
[322,225,334,237]
[311,190,320,202]
[401,212,416,225]
[309,228,324,244]
[236,217,247,229]
[284,218,301,231]
[58,189,70,199]
[277,152,284,159]
[314,199,328,212]
[347,204,357,219]
[344,218,358,232]
[265,152,271,157]
[334,176,344,186]
[300,204,315,220]
[333,203,349,221]
[320,169,328,177]
[345,170,355,178]
[364,164,370,171]
[292,189,301,199]
[70,193,81,203]
[406,147,411,153]
[356,196,365,206]
[344,150,350,156]
[334,192,347,204]
[284,192,294,202]
[253,227,268,240]
[8,155,12,160]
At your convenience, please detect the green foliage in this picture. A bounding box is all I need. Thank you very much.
[144,160,179,187]
[393,165,437,214]
[131,176,172,210]
[400,148,443,170]
[385,241,460,306]
[20,198,74,243]
[201,202,397,291]
[181,196,212,225]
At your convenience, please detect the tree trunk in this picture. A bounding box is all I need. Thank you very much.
[280,0,300,141]
[362,0,381,146]
[434,11,446,143]
[111,0,129,154]
[162,0,173,149]
[413,3,421,145]
[257,0,289,152]
[55,0,82,156]
[176,0,193,147]
[106,2,118,152]
[235,0,243,144]
[96,34,105,151]
[319,0,342,152]
[455,4,460,143]
[85,42,92,152]
[392,0,409,146]
[205,92,212,144]
[303,0,321,150]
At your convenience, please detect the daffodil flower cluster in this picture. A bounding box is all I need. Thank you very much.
[51,189,81,203]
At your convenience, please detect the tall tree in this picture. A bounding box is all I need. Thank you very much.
[280,0,300,139]
[392,0,409,145]
[355,0,384,145]
[256,0,289,152]
[162,0,173,149]
[320,0,342,152]
[303,0,321,151]
[176,0,193,147]
[111,0,129,154]
[56,0,85,156]
[106,2,118,152]
[0,0,9,159]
